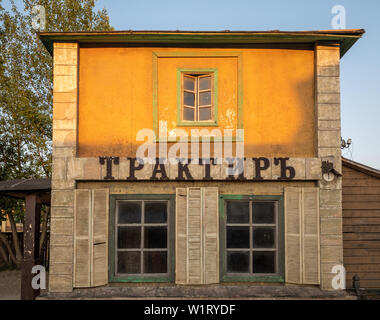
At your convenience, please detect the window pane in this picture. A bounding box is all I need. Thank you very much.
[184,91,195,106]
[145,202,167,223]
[144,251,167,273]
[252,251,276,273]
[118,201,141,224]
[227,226,249,248]
[117,251,140,274]
[183,107,194,121]
[199,107,211,121]
[144,227,167,248]
[226,201,249,223]
[227,251,250,273]
[252,202,275,224]
[199,76,211,90]
[199,91,211,106]
[252,227,275,248]
[184,76,195,91]
[118,226,141,249]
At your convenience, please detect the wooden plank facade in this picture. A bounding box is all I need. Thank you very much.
[342,157,380,289]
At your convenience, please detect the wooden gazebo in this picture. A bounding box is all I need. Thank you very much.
[0,178,51,300]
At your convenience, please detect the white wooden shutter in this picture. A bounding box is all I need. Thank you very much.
[187,187,203,284]
[91,189,109,287]
[285,187,320,285]
[302,188,320,284]
[74,189,91,287]
[175,187,219,285]
[175,188,187,284]
[285,187,302,284]
[203,187,219,284]
[74,188,109,288]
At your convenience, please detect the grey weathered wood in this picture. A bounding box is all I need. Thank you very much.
[175,187,219,285]
[343,163,380,288]
[302,188,320,284]
[175,188,187,284]
[203,187,219,284]
[285,187,320,285]
[187,188,202,284]
[285,187,302,284]
[91,189,109,287]
[74,189,91,287]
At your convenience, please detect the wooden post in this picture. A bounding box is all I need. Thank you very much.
[21,193,41,300]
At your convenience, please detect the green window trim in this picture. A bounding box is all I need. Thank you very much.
[109,194,175,283]
[152,51,243,142]
[176,68,218,127]
[219,194,285,283]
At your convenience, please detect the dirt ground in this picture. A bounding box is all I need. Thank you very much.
[0,270,21,300]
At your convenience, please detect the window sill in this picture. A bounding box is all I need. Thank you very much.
[153,136,244,143]
[110,275,174,283]
[221,275,285,283]
[176,121,219,127]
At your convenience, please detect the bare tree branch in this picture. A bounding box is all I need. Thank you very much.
[0,232,18,266]
[39,206,49,258]
[6,211,22,263]
[0,241,9,266]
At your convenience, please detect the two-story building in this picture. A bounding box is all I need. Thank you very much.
[39,29,364,297]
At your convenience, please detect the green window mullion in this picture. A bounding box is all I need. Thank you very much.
[110,195,175,283]
[220,195,285,283]
[141,201,144,274]
[249,200,253,274]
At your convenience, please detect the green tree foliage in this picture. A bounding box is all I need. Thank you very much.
[1,0,113,179]
[0,0,113,268]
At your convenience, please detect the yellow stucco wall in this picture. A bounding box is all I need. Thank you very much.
[78,47,315,157]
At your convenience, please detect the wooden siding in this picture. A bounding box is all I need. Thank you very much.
[343,162,380,289]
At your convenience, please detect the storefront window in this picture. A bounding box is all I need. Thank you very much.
[109,195,175,282]
[221,195,284,282]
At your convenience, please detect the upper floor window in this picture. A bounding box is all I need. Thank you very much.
[182,73,213,122]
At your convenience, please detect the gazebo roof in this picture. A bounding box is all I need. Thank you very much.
[0,178,51,205]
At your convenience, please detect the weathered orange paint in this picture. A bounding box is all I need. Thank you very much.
[243,48,315,156]
[78,47,315,157]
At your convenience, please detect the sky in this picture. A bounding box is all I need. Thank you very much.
[4,0,380,169]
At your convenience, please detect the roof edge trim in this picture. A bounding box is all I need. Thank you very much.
[342,157,380,179]
[38,29,365,57]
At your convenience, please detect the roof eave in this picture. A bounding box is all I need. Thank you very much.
[38,29,365,57]
[342,157,380,179]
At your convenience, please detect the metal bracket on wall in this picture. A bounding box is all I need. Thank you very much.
[321,160,342,182]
